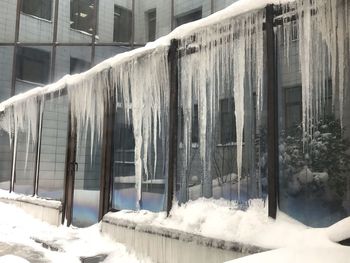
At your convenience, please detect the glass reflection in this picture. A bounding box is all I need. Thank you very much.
[38,95,68,200]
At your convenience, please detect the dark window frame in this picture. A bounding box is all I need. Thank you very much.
[16,47,51,84]
[113,5,132,43]
[147,9,157,42]
[70,56,90,74]
[175,7,202,27]
[220,97,237,145]
[21,0,53,21]
[70,0,95,34]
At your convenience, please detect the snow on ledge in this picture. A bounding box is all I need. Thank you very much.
[0,0,294,112]
[0,189,62,210]
[103,198,350,251]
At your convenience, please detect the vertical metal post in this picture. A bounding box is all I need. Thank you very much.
[9,0,22,193]
[131,0,135,48]
[91,0,99,65]
[33,99,44,196]
[50,0,60,82]
[171,0,175,30]
[99,70,115,220]
[10,0,22,97]
[265,4,278,219]
[210,0,214,14]
[10,108,18,193]
[62,106,77,226]
[167,39,179,215]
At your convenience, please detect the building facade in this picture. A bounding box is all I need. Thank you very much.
[0,0,349,229]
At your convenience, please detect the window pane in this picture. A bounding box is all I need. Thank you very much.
[57,0,93,43]
[213,0,237,13]
[16,47,51,86]
[277,15,350,227]
[113,5,132,43]
[0,47,14,101]
[176,29,267,204]
[14,125,36,195]
[70,0,94,33]
[72,118,101,227]
[94,46,131,65]
[112,108,137,210]
[0,123,12,191]
[0,0,17,42]
[38,94,68,200]
[147,9,156,42]
[174,0,211,27]
[134,0,172,44]
[19,0,54,43]
[22,0,52,20]
[54,46,91,82]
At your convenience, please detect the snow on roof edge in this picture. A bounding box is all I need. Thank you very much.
[0,0,294,112]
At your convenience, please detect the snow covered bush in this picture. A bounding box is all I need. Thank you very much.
[281,116,350,201]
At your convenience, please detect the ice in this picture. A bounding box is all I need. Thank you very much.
[281,0,350,135]
[178,10,264,199]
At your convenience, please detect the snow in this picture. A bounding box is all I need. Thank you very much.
[105,197,350,263]
[0,201,146,262]
[0,189,61,209]
[0,255,30,263]
[226,247,350,263]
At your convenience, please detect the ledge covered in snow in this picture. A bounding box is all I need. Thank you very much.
[0,190,62,210]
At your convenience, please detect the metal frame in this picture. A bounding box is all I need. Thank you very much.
[2,2,285,223]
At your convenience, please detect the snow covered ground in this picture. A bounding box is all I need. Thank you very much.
[0,201,148,263]
[105,198,350,263]
[0,197,349,262]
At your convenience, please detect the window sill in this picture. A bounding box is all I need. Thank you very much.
[21,12,52,24]
[16,78,45,87]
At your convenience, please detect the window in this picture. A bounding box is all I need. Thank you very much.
[147,9,156,42]
[70,0,95,33]
[22,0,53,21]
[291,20,298,41]
[175,8,202,27]
[114,5,132,43]
[180,105,199,144]
[284,84,332,130]
[220,98,236,144]
[70,57,90,74]
[16,47,50,84]
[285,86,302,130]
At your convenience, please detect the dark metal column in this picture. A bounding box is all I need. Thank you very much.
[50,0,60,82]
[10,0,22,97]
[62,106,77,226]
[265,4,279,219]
[98,70,115,220]
[33,99,44,195]
[91,0,99,65]
[166,39,179,215]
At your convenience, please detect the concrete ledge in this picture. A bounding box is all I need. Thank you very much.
[102,215,266,263]
[0,194,62,226]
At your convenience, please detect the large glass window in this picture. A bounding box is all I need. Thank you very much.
[70,0,95,34]
[175,8,202,27]
[0,0,17,43]
[113,5,132,43]
[22,0,53,21]
[147,9,156,42]
[0,120,12,191]
[277,13,350,227]
[70,57,90,74]
[38,95,68,200]
[220,98,236,145]
[16,47,50,85]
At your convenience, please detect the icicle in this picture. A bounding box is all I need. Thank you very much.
[286,0,350,137]
[178,10,265,201]
[111,48,170,207]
